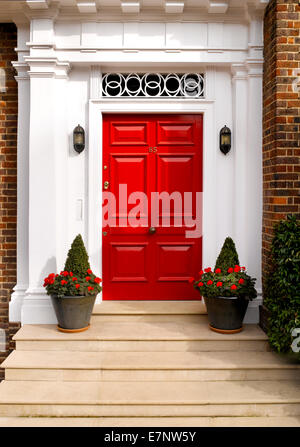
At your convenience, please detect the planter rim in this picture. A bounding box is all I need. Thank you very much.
[51,294,98,299]
[204,295,239,300]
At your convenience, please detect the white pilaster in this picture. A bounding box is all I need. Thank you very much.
[232,64,248,267]
[9,23,31,322]
[246,61,263,291]
[88,66,102,289]
[21,56,70,324]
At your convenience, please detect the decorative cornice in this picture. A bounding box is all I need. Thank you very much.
[0,0,270,22]
[77,2,97,14]
[24,56,71,79]
[207,1,228,14]
[23,2,60,20]
[26,0,49,9]
[121,2,140,14]
[165,2,184,14]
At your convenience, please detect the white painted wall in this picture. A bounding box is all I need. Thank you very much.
[9,10,264,324]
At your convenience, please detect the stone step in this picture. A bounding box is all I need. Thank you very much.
[0,416,299,427]
[93,301,207,314]
[92,301,207,323]
[3,350,299,382]
[13,323,269,352]
[0,380,299,417]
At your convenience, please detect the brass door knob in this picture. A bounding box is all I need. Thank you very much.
[149,227,156,234]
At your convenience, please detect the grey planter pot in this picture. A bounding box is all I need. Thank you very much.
[51,294,97,332]
[203,295,249,334]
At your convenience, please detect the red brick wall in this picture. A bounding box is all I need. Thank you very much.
[262,0,300,285]
[0,23,19,381]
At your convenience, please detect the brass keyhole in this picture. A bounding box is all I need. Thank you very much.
[104,181,109,190]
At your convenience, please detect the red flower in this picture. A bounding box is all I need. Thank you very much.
[75,284,80,289]
[94,277,102,284]
[88,286,94,291]
[188,277,195,284]
[62,271,69,277]
[87,269,92,274]
[228,267,234,273]
[231,284,237,290]
[55,274,59,278]
[215,268,221,274]
[207,280,213,285]
[69,272,73,277]
[48,273,55,279]
[198,282,204,287]
[72,277,78,282]
[198,270,204,276]
[241,266,246,271]
[234,265,241,273]
[238,278,245,285]
[61,280,68,285]
[216,281,223,287]
[85,276,91,281]
[204,268,212,273]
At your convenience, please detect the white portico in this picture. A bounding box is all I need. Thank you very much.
[0,0,267,324]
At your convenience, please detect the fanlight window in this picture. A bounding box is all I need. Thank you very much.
[102,73,205,98]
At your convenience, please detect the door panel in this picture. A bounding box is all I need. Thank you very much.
[103,114,203,300]
[110,122,149,145]
[157,121,195,145]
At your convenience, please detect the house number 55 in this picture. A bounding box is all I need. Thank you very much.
[148,147,157,153]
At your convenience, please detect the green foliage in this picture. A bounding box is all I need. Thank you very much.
[64,234,90,278]
[214,237,240,272]
[264,215,300,361]
[43,270,102,297]
[193,267,257,300]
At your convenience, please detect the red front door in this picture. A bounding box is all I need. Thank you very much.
[102,114,203,300]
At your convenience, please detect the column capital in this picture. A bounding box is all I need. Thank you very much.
[24,56,71,79]
[12,61,30,81]
[246,59,263,78]
[231,64,248,81]
[90,65,102,100]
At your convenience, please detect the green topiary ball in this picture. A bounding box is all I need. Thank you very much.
[214,237,240,272]
[64,234,91,278]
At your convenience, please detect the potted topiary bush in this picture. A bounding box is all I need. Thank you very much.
[43,234,102,333]
[189,237,257,333]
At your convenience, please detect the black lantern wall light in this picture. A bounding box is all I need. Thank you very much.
[73,124,85,153]
[219,125,231,155]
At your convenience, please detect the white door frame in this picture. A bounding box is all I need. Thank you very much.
[88,97,217,296]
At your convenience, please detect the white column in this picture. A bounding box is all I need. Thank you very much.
[88,66,102,296]
[232,64,248,267]
[21,57,70,324]
[232,61,263,324]
[9,23,30,322]
[203,66,218,267]
[246,61,263,292]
